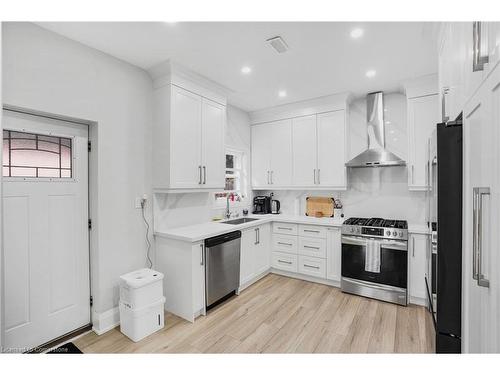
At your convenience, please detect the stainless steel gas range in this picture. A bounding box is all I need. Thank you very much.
[341,217,409,306]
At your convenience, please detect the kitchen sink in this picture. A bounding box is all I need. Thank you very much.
[222,217,261,225]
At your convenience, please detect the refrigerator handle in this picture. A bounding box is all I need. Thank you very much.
[473,187,490,288]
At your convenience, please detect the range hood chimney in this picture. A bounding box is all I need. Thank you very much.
[345,91,406,168]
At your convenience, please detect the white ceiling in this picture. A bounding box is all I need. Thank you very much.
[36,22,439,112]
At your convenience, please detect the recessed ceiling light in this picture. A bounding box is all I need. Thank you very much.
[241,66,252,74]
[350,28,364,39]
[365,69,376,78]
[278,90,287,98]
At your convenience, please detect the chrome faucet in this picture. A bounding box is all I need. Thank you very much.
[225,193,233,219]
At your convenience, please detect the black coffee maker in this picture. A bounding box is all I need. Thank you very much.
[252,196,271,214]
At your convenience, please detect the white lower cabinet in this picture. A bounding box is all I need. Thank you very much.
[298,255,326,278]
[298,237,327,258]
[156,237,206,322]
[240,223,271,288]
[272,251,298,273]
[409,233,428,304]
[271,223,340,283]
[326,227,342,282]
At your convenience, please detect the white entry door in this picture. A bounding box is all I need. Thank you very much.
[2,109,90,352]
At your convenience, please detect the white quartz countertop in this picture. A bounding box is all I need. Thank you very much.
[154,214,345,242]
[154,214,429,242]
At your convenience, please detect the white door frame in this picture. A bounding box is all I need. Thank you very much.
[1,104,98,351]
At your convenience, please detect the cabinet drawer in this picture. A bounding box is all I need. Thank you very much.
[298,237,326,258]
[272,252,298,272]
[298,224,327,238]
[272,234,298,254]
[298,255,326,278]
[273,222,298,235]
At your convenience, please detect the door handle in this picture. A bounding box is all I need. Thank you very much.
[198,166,202,185]
[473,187,490,288]
[203,166,206,184]
[200,243,204,266]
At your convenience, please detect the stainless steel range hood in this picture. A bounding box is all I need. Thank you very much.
[346,92,406,168]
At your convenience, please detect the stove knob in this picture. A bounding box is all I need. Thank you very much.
[350,227,355,233]
[386,230,391,236]
[399,232,403,237]
[393,231,397,236]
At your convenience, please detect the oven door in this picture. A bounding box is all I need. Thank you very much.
[341,235,408,288]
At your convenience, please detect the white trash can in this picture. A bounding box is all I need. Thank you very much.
[119,297,166,342]
[119,268,164,309]
[119,268,165,342]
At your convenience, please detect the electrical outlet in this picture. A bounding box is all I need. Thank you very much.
[135,197,143,209]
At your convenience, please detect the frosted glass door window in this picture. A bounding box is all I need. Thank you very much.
[3,130,73,178]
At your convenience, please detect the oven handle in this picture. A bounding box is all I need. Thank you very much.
[341,235,407,251]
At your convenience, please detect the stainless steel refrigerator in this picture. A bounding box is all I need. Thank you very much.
[426,115,463,353]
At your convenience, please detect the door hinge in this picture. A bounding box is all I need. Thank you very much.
[90,295,93,307]
[88,219,92,230]
[88,141,92,152]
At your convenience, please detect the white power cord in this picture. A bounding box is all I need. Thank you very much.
[140,198,153,269]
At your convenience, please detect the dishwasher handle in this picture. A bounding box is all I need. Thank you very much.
[205,230,242,247]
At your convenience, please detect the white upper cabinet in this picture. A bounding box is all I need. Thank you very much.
[292,115,317,187]
[270,119,293,187]
[151,61,227,192]
[251,124,272,188]
[170,86,203,189]
[407,94,439,190]
[201,98,225,188]
[250,93,350,190]
[317,110,346,188]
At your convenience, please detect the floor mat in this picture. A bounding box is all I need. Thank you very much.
[47,342,83,354]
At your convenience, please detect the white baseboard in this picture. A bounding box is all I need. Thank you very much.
[409,295,427,307]
[239,269,271,292]
[270,268,341,288]
[92,307,120,335]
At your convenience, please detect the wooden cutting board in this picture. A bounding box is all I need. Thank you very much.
[305,197,334,218]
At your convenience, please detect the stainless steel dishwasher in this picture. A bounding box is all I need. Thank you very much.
[204,231,241,310]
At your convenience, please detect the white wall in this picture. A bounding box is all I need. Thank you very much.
[153,105,252,232]
[1,23,154,320]
[260,93,427,226]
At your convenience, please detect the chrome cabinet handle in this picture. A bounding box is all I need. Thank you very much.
[278,260,292,265]
[271,171,274,184]
[278,227,292,230]
[255,228,260,245]
[277,242,292,246]
[317,169,320,185]
[412,237,415,257]
[198,166,202,184]
[473,187,490,287]
[267,171,270,185]
[203,166,206,184]
[473,21,489,72]
[304,264,320,270]
[304,229,320,233]
[304,245,320,250]
[411,165,415,184]
[200,243,204,266]
[313,169,317,184]
[442,87,450,123]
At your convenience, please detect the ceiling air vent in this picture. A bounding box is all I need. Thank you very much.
[266,36,289,54]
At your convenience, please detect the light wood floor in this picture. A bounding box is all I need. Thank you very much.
[75,274,435,353]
